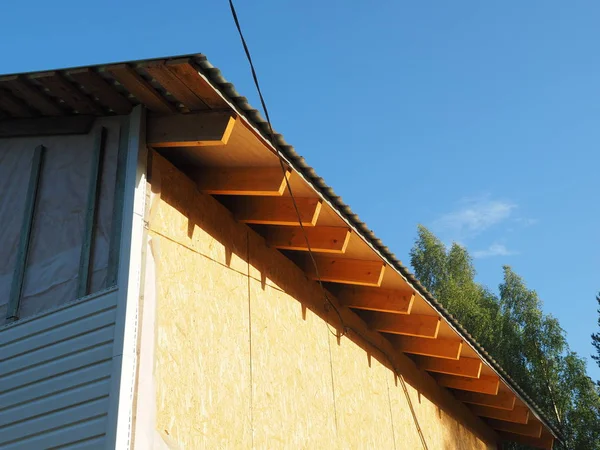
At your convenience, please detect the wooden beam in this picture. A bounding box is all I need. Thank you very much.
[142,62,209,110]
[470,404,529,424]
[338,287,414,314]
[232,197,322,226]
[369,312,440,338]
[107,64,177,113]
[416,356,482,378]
[436,374,500,395]
[452,390,516,411]
[67,68,132,114]
[0,75,63,116]
[0,89,36,117]
[305,256,386,287]
[266,226,351,253]
[147,112,236,148]
[499,431,554,449]
[6,146,45,321]
[0,116,95,138]
[196,167,290,196]
[166,58,228,109]
[393,336,462,360]
[31,72,104,115]
[488,419,543,438]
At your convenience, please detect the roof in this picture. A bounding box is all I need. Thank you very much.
[0,53,562,446]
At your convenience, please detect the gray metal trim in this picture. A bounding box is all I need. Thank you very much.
[6,145,45,322]
[106,119,130,288]
[77,127,107,298]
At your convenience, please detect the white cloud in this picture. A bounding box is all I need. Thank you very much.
[472,243,518,259]
[514,217,538,227]
[433,196,516,241]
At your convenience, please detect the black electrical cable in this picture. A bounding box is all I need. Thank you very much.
[226,2,429,448]
[227,0,345,335]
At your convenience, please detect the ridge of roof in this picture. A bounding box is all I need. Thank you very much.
[187,53,564,441]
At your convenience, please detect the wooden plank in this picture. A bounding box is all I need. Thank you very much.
[470,404,529,424]
[499,430,554,449]
[416,356,482,378]
[147,111,236,147]
[166,58,228,108]
[0,75,63,115]
[232,197,322,226]
[338,287,414,314]
[67,68,132,114]
[77,128,107,298]
[0,89,36,117]
[106,121,129,287]
[107,64,176,113]
[142,62,209,110]
[31,72,104,115]
[436,374,500,395]
[368,312,440,338]
[305,256,386,287]
[488,419,543,438]
[452,390,516,411]
[0,115,95,138]
[6,146,45,321]
[392,336,462,360]
[196,167,290,196]
[266,226,351,253]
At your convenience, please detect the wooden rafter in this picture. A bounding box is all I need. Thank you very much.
[499,431,554,450]
[166,58,229,109]
[416,356,482,378]
[31,72,104,115]
[338,287,414,314]
[67,68,132,115]
[107,64,177,113]
[231,197,322,226]
[147,112,237,148]
[488,419,543,438]
[304,256,385,287]
[436,374,500,395]
[266,226,351,253]
[452,390,516,411]
[142,62,209,110]
[392,336,462,360]
[0,89,36,117]
[369,312,440,338]
[470,404,529,424]
[196,167,291,196]
[0,75,63,116]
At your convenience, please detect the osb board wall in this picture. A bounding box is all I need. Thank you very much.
[145,151,497,450]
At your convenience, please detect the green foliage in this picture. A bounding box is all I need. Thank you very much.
[409,225,600,450]
[592,293,600,370]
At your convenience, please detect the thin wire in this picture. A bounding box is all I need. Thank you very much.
[227,0,345,336]
[227,2,428,449]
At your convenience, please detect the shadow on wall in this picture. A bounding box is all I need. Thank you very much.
[147,150,496,450]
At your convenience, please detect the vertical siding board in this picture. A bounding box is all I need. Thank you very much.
[6,145,45,322]
[0,290,117,449]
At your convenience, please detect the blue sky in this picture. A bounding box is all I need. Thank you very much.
[2,1,598,379]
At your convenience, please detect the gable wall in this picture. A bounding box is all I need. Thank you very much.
[137,151,498,450]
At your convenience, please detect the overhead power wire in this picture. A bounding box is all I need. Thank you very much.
[226,2,428,449]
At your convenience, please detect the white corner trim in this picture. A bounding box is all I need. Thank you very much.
[105,106,148,450]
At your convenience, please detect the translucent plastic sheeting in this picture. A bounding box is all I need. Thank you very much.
[0,117,123,325]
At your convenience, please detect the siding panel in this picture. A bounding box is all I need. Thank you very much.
[0,289,117,449]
